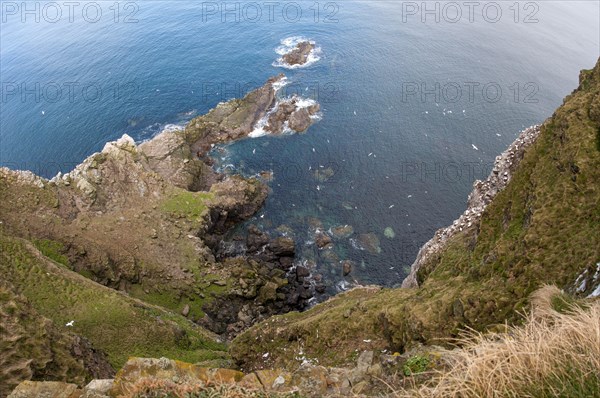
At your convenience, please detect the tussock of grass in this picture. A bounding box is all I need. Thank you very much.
[398,289,600,398]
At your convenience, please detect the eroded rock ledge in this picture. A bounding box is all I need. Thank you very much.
[402,125,542,288]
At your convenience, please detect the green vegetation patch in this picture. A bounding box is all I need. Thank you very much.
[160,190,214,219]
[32,238,70,267]
[403,355,432,376]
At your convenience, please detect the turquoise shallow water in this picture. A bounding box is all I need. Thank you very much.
[1,1,599,291]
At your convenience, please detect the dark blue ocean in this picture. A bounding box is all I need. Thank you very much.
[1,1,599,290]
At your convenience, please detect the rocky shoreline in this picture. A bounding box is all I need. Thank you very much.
[0,75,321,342]
[402,125,542,288]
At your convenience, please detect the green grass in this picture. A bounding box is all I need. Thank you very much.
[160,190,213,220]
[32,238,70,267]
[0,231,228,369]
[403,355,431,376]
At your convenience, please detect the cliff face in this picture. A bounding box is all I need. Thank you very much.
[230,58,600,371]
[0,75,322,392]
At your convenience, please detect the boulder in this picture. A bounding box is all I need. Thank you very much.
[82,379,113,398]
[181,304,190,317]
[268,237,295,257]
[315,232,332,249]
[8,381,80,398]
[342,260,353,276]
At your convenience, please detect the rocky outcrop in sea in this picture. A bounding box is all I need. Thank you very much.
[282,41,315,66]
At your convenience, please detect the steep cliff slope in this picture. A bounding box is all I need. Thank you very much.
[230,58,600,371]
[0,232,227,370]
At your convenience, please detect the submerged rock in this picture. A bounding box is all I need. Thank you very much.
[384,227,396,239]
[330,225,354,239]
[313,167,335,182]
[354,233,382,255]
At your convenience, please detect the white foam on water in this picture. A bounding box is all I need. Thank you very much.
[162,123,185,133]
[271,76,289,92]
[249,101,281,138]
[249,95,321,137]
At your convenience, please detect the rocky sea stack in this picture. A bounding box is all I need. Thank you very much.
[281,41,315,66]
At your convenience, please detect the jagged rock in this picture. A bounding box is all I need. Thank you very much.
[290,364,329,395]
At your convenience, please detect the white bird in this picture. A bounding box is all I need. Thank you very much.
[312,148,316,152]
[65,320,74,327]
[353,111,357,115]
[389,205,395,209]
[252,149,256,154]
[41,111,45,115]
[472,144,479,151]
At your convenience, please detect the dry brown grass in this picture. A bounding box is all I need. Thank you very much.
[395,286,600,398]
